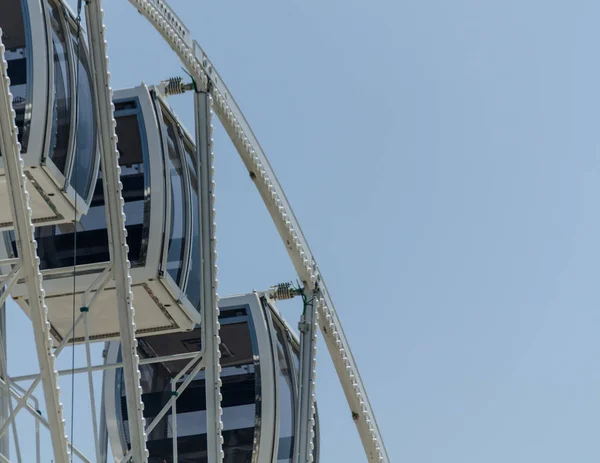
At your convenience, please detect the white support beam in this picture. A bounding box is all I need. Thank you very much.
[0,266,20,308]
[12,350,203,382]
[84,3,148,462]
[0,31,70,462]
[0,303,10,460]
[6,383,36,463]
[0,380,92,463]
[99,350,109,463]
[126,2,389,461]
[195,90,223,463]
[83,313,101,462]
[294,289,319,463]
[0,310,86,440]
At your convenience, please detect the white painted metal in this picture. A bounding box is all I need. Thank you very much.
[0,29,69,463]
[0,336,23,463]
[11,350,204,382]
[295,290,319,463]
[0,380,92,463]
[0,266,20,308]
[84,2,148,461]
[0,303,10,460]
[195,90,224,463]
[8,382,39,463]
[99,348,110,463]
[126,1,388,460]
[0,307,85,456]
[250,293,278,462]
[83,312,101,462]
[119,354,205,463]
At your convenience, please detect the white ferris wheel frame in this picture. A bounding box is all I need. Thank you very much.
[0,0,389,462]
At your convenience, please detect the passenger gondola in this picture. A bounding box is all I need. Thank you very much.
[0,0,99,228]
[103,292,320,463]
[3,84,205,341]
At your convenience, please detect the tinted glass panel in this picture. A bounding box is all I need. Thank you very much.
[183,142,201,310]
[163,115,186,284]
[1,0,30,149]
[69,28,96,199]
[47,1,71,172]
[275,324,294,462]
[13,110,147,269]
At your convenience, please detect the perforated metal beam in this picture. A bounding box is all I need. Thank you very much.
[195,91,224,462]
[84,3,148,461]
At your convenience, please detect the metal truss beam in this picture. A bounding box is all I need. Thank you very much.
[0,265,20,308]
[0,31,69,462]
[84,2,148,461]
[11,350,204,382]
[0,380,92,463]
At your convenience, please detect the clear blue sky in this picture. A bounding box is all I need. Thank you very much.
[7,0,600,461]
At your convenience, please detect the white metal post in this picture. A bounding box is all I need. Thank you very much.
[84,3,148,462]
[83,312,101,462]
[1,381,92,463]
[0,302,9,459]
[295,290,319,463]
[12,350,204,382]
[0,32,70,462]
[195,90,223,463]
[0,306,22,463]
[98,343,109,463]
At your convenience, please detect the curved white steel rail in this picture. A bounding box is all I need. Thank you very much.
[126,1,389,461]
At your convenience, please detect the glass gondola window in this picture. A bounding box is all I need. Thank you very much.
[69,24,97,199]
[1,0,30,148]
[76,104,147,263]
[275,322,295,462]
[163,113,187,284]
[117,307,259,462]
[13,101,149,269]
[47,1,71,173]
[183,141,201,309]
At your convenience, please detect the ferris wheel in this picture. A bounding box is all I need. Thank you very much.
[0,0,389,461]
